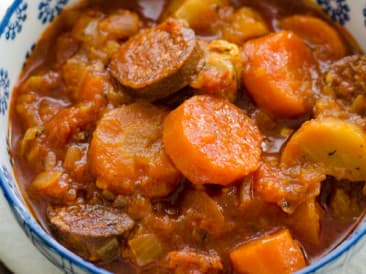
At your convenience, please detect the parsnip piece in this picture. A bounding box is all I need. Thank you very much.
[282,118,366,181]
[169,0,228,31]
[222,7,269,44]
[32,171,70,198]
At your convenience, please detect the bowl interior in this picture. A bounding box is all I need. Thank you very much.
[1,0,366,273]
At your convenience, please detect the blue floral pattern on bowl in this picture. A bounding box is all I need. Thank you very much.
[0,1,27,40]
[0,68,9,115]
[38,0,69,24]
[1,0,366,274]
[317,0,350,24]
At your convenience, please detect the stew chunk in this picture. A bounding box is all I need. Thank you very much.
[230,229,306,274]
[190,40,242,102]
[89,103,181,198]
[167,250,223,273]
[282,118,366,181]
[280,15,346,61]
[48,204,134,261]
[110,18,202,100]
[222,7,269,44]
[163,95,262,185]
[242,31,317,118]
[322,55,366,114]
[166,0,229,32]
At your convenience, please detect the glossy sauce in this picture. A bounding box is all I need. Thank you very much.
[9,0,366,273]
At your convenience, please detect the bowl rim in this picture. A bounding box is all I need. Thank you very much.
[2,170,366,274]
[1,0,366,273]
[0,174,110,274]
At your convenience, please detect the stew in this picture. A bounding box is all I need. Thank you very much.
[9,0,366,273]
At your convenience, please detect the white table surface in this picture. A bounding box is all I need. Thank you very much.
[0,192,61,274]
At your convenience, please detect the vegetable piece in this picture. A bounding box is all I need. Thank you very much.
[48,204,134,261]
[163,95,262,185]
[287,199,322,245]
[15,92,42,128]
[230,229,306,274]
[71,14,104,46]
[128,233,163,266]
[99,10,139,40]
[282,118,366,182]
[45,102,98,146]
[242,31,317,118]
[190,40,242,102]
[63,146,83,171]
[167,250,223,273]
[20,135,53,172]
[280,15,346,61]
[89,103,181,198]
[55,33,79,67]
[167,0,228,32]
[31,171,69,198]
[63,144,89,182]
[95,238,120,262]
[239,176,254,210]
[19,71,63,95]
[78,73,107,107]
[18,126,43,156]
[350,95,366,115]
[16,73,64,127]
[118,194,153,220]
[62,54,90,97]
[222,7,269,44]
[182,190,225,236]
[254,159,324,214]
[109,18,202,101]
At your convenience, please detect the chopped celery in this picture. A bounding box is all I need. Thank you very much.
[95,238,120,262]
[128,233,163,266]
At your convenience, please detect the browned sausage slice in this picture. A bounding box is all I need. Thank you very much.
[324,55,366,103]
[48,204,134,261]
[109,18,202,100]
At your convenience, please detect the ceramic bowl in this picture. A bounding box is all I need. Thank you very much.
[1,0,366,273]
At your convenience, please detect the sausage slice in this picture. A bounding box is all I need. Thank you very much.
[48,204,134,261]
[109,18,202,100]
[324,55,366,104]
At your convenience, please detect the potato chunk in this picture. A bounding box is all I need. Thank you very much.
[222,7,269,44]
[166,0,229,32]
[282,118,366,181]
[190,40,241,102]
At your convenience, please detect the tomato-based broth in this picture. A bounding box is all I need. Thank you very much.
[9,0,366,273]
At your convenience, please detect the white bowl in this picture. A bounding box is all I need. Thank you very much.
[1,1,366,273]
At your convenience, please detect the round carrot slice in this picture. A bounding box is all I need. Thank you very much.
[280,15,346,61]
[89,102,181,198]
[163,95,262,185]
[242,31,317,118]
